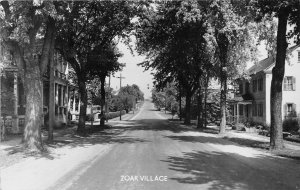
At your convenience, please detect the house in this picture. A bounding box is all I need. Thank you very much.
[229,45,300,126]
[0,45,81,134]
[42,51,81,127]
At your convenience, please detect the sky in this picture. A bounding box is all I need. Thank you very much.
[112,41,267,99]
[110,42,153,99]
[111,23,296,99]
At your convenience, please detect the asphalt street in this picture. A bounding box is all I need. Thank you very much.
[51,101,300,190]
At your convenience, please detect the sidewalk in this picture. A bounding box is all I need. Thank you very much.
[160,111,300,157]
[0,108,143,190]
[225,130,300,151]
[0,109,141,168]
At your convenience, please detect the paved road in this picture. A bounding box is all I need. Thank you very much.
[53,101,300,190]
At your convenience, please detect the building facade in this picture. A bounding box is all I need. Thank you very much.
[229,45,300,125]
[1,46,81,134]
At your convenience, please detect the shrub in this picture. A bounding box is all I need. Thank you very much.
[87,110,126,121]
[232,123,246,131]
[257,123,270,136]
[247,120,257,127]
[283,118,300,133]
[86,114,94,121]
[105,110,126,120]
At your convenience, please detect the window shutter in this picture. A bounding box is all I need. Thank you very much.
[292,103,296,116]
[292,77,296,91]
[283,77,287,91]
[284,104,288,117]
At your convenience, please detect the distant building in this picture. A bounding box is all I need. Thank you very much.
[229,45,300,125]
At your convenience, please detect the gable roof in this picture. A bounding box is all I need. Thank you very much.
[247,56,274,75]
[247,44,300,75]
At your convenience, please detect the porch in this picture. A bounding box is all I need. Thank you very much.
[228,96,253,124]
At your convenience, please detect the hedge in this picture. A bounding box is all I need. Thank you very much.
[86,110,126,121]
[105,110,126,120]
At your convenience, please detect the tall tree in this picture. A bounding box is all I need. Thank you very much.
[136,1,209,124]
[0,1,58,151]
[251,0,300,150]
[88,43,124,126]
[55,1,136,134]
[204,0,256,133]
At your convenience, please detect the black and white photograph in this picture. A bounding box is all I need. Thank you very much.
[1,0,300,189]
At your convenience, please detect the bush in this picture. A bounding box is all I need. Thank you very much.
[232,123,246,131]
[256,123,270,136]
[105,110,126,120]
[86,114,94,121]
[87,110,126,121]
[283,118,300,133]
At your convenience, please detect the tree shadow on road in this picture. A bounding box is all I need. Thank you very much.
[162,150,300,190]
[124,119,197,133]
[3,123,150,160]
[166,133,300,160]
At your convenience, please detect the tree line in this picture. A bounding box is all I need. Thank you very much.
[0,0,299,151]
[0,1,146,151]
[135,0,300,150]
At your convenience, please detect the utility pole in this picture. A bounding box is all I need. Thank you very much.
[105,73,111,123]
[109,73,111,89]
[116,73,125,120]
[116,73,125,91]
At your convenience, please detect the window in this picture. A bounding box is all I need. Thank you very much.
[285,103,296,117]
[287,104,293,115]
[252,79,257,92]
[58,85,62,106]
[284,76,296,91]
[239,104,243,115]
[298,51,300,63]
[258,103,263,117]
[252,103,257,116]
[245,82,250,93]
[258,78,263,91]
[239,83,243,94]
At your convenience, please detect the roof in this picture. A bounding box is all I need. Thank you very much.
[228,93,253,103]
[247,44,300,75]
[247,57,274,75]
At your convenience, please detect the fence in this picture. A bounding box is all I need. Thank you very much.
[1,115,25,134]
[227,115,249,124]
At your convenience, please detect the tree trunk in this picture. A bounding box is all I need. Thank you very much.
[0,71,2,142]
[216,31,229,134]
[22,65,44,151]
[184,90,191,125]
[48,21,56,142]
[204,73,209,128]
[179,87,182,121]
[197,89,203,128]
[77,78,87,135]
[48,41,55,142]
[100,75,106,126]
[270,9,288,150]
[219,73,227,134]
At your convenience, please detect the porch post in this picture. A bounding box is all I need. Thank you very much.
[72,89,76,113]
[55,83,58,115]
[12,71,19,133]
[236,103,240,123]
[66,85,70,123]
[233,103,236,123]
[60,85,64,108]
[78,94,81,113]
[61,85,66,123]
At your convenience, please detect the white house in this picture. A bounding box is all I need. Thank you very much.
[229,44,300,125]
